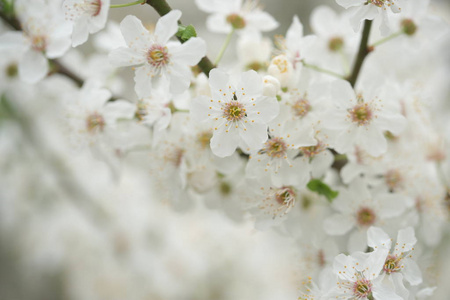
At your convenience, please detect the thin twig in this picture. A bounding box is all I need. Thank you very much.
[347,20,373,88]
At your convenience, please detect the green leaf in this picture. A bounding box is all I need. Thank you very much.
[307,179,339,202]
[176,25,197,42]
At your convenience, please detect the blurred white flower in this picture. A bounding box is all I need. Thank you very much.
[109,11,206,97]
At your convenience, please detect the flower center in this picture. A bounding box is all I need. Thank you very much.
[147,45,170,68]
[275,186,296,207]
[271,55,289,73]
[353,278,373,298]
[226,13,246,29]
[86,112,105,133]
[292,98,311,117]
[220,181,232,196]
[82,0,102,16]
[135,100,148,121]
[401,19,417,36]
[385,169,403,191]
[328,37,344,52]
[300,141,326,158]
[31,35,47,52]
[165,147,184,167]
[197,131,213,149]
[223,101,246,122]
[356,207,376,226]
[369,0,386,7]
[383,255,401,274]
[263,137,287,158]
[349,103,373,126]
[6,63,18,78]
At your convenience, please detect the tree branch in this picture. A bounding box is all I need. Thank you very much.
[146,0,215,76]
[347,20,373,88]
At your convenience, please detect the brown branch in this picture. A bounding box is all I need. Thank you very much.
[347,20,373,88]
[146,0,215,77]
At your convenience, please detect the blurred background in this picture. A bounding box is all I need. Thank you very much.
[1,0,450,300]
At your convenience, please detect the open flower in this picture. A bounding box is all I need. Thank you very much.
[336,0,406,35]
[195,0,278,34]
[0,1,71,83]
[367,226,422,299]
[109,11,206,97]
[190,69,279,157]
[63,0,110,47]
[324,79,406,157]
[331,249,402,300]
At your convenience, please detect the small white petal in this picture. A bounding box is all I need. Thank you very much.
[170,37,206,66]
[155,10,182,45]
[19,50,48,83]
[324,214,354,235]
[210,124,240,157]
[109,47,146,67]
[72,15,90,47]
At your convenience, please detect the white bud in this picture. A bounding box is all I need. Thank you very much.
[262,75,280,97]
[268,54,293,88]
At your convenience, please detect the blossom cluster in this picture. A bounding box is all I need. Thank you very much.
[0,0,449,299]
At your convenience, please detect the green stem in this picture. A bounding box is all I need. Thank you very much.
[371,31,403,47]
[145,0,216,76]
[347,20,373,87]
[110,0,145,8]
[214,28,235,65]
[302,61,345,79]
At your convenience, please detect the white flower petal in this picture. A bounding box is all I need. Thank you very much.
[367,226,392,250]
[120,15,150,51]
[310,6,338,35]
[236,69,263,97]
[19,50,48,83]
[395,227,416,255]
[46,36,71,59]
[348,229,369,253]
[311,150,334,178]
[109,47,146,67]
[359,125,387,157]
[190,95,214,123]
[323,213,354,235]
[402,258,422,286]
[246,10,279,32]
[72,15,90,47]
[169,37,206,66]
[376,193,407,219]
[333,253,356,281]
[239,121,268,152]
[103,100,135,125]
[210,124,240,157]
[336,0,366,9]
[155,10,182,45]
[246,96,279,123]
[206,13,231,34]
[209,68,231,91]
[168,63,192,94]
[134,65,154,98]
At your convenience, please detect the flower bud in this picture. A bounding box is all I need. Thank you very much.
[401,19,417,36]
[267,54,293,88]
[262,75,281,97]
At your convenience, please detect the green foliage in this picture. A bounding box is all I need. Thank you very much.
[307,179,339,202]
[1,0,15,16]
[176,25,197,42]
